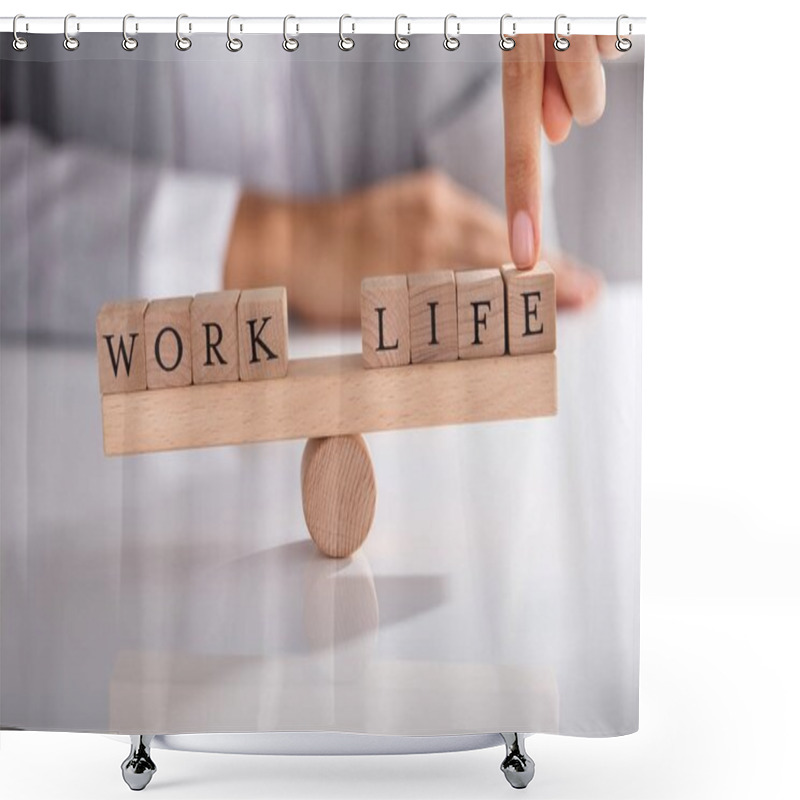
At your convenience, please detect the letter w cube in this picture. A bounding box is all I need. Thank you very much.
[96,299,149,394]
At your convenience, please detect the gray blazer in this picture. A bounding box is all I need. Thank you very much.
[1,33,557,340]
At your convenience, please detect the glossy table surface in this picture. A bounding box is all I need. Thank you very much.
[0,284,641,740]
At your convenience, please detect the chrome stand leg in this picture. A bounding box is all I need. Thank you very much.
[500,732,535,789]
[121,735,157,791]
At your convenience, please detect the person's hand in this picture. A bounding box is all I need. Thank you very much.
[224,171,600,325]
[503,35,622,269]
[287,170,517,325]
[226,171,508,325]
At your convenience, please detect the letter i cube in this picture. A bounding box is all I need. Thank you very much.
[408,270,458,364]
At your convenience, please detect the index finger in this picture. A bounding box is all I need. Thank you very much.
[502,34,545,269]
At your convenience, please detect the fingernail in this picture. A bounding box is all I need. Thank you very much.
[511,210,535,268]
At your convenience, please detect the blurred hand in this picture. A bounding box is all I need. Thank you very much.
[226,170,506,325]
[224,170,601,326]
[544,249,602,309]
[287,170,514,325]
[503,35,622,268]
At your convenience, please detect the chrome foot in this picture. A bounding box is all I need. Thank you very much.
[121,735,157,791]
[500,732,535,789]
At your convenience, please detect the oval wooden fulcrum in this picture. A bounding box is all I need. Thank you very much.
[300,434,377,558]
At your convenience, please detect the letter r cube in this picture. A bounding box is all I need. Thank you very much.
[190,290,240,384]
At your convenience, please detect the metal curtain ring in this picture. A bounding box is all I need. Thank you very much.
[443,14,460,51]
[122,14,138,51]
[338,14,355,51]
[553,14,570,51]
[227,15,243,51]
[394,14,410,51]
[12,14,28,51]
[176,14,192,51]
[63,13,79,51]
[616,14,632,52]
[499,14,515,51]
[283,15,299,52]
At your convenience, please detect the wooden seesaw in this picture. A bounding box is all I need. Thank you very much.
[97,266,557,557]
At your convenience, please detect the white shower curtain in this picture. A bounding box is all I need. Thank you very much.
[0,27,642,743]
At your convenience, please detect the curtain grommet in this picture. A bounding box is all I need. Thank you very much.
[443,14,460,51]
[283,15,299,52]
[616,15,633,52]
[12,14,29,51]
[499,14,516,51]
[394,14,410,51]
[122,14,138,51]
[226,15,243,52]
[63,13,80,51]
[338,14,355,51]
[175,13,192,51]
[554,14,570,51]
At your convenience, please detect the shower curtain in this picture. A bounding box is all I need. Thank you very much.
[0,24,642,748]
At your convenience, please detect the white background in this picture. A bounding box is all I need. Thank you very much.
[2,1,799,799]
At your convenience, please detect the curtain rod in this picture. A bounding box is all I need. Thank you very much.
[1,16,646,37]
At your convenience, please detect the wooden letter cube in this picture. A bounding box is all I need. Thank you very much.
[237,287,289,381]
[501,263,557,355]
[190,290,240,384]
[144,297,193,389]
[361,275,410,368]
[455,269,505,359]
[408,270,458,364]
[96,299,149,394]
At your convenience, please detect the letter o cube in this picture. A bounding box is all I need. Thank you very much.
[144,297,193,389]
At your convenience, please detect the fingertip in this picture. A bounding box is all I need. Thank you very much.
[574,66,606,127]
[543,76,573,143]
[574,93,606,127]
[510,210,536,269]
[544,115,572,144]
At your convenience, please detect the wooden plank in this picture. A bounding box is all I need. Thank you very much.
[102,351,557,456]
